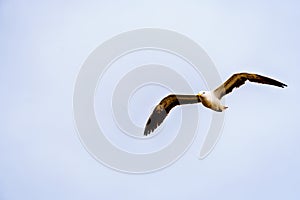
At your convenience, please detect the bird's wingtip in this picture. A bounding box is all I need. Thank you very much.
[281,83,288,88]
[144,130,148,136]
[144,128,151,136]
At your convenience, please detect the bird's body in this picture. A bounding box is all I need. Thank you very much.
[198,91,227,112]
[144,72,287,136]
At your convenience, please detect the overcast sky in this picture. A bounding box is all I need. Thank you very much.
[1,0,300,199]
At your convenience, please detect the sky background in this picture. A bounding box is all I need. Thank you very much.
[1,0,300,199]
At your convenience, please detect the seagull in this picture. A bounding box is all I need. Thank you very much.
[144,72,287,136]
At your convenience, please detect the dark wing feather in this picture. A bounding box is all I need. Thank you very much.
[214,73,287,99]
[144,94,201,136]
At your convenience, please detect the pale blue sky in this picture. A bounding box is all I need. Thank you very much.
[1,0,300,199]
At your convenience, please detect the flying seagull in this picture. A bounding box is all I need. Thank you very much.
[144,72,287,136]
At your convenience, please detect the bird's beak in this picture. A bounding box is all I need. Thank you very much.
[198,93,201,97]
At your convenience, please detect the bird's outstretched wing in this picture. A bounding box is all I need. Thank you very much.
[144,94,201,136]
[214,73,287,99]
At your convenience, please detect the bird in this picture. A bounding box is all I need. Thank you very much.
[144,72,287,136]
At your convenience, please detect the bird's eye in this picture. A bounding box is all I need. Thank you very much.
[203,92,205,94]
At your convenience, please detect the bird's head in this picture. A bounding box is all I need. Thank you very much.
[198,91,208,97]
